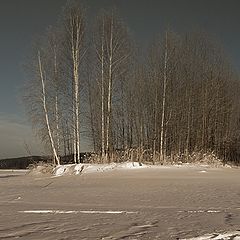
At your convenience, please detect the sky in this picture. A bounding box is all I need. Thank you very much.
[0,0,240,159]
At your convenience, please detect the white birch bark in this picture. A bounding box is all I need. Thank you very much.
[106,16,113,161]
[38,51,60,165]
[53,46,60,157]
[160,31,168,162]
[69,9,83,164]
[153,83,158,163]
[101,18,105,160]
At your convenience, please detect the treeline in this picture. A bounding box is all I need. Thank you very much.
[0,156,48,169]
[23,1,240,165]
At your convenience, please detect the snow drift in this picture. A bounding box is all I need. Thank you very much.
[53,161,147,176]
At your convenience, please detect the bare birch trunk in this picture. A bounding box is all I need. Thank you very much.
[53,47,60,157]
[55,95,60,154]
[153,81,158,163]
[69,9,83,164]
[73,118,77,163]
[74,65,80,163]
[38,51,60,165]
[160,31,168,162]
[185,94,192,159]
[101,18,105,160]
[106,16,113,162]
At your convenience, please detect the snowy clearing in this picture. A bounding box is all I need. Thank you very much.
[0,166,239,239]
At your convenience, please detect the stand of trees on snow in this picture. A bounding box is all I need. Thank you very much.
[23,1,240,165]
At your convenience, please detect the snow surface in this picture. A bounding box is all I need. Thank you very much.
[53,161,147,176]
[181,231,240,240]
[52,161,225,177]
[20,210,137,214]
[1,166,239,239]
[178,210,221,214]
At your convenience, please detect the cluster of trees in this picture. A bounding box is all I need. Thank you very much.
[23,1,240,165]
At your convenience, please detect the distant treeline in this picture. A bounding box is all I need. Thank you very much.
[0,153,93,169]
[23,1,240,165]
[0,156,48,169]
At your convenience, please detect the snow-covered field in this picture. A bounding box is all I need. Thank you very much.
[0,164,239,239]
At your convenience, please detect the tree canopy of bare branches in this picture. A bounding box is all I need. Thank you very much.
[23,1,240,165]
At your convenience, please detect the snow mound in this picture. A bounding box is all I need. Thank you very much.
[53,162,146,176]
[117,161,145,169]
[181,231,240,240]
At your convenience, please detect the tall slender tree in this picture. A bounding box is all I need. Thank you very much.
[62,1,86,163]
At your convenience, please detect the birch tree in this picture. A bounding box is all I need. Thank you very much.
[37,51,60,165]
[62,1,86,163]
[92,10,132,161]
[23,37,61,165]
